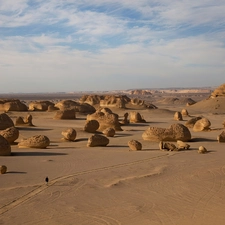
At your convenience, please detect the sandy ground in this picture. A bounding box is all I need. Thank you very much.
[1,101,225,225]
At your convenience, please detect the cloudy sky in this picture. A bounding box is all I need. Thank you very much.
[0,0,225,93]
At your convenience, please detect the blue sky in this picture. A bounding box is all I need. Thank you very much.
[0,0,225,93]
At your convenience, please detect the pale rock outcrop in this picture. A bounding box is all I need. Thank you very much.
[29,101,54,111]
[79,95,103,105]
[0,135,11,156]
[87,108,122,131]
[181,109,189,116]
[0,99,27,112]
[185,116,202,128]
[217,131,225,142]
[84,120,99,133]
[0,165,7,174]
[159,141,178,151]
[0,113,14,130]
[198,146,208,154]
[128,140,142,151]
[211,83,225,97]
[54,109,76,120]
[131,98,145,106]
[177,140,190,150]
[174,112,183,121]
[87,134,109,147]
[15,114,34,126]
[193,118,211,132]
[18,135,50,149]
[102,127,115,137]
[129,111,146,123]
[61,128,77,141]
[100,95,130,108]
[0,127,19,144]
[142,123,191,142]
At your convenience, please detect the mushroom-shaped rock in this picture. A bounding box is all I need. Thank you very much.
[18,135,50,149]
[61,128,76,141]
[0,165,7,174]
[0,135,11,156]
[217,131,225,142]
[87,109,122,131]
[174,112,183,121]
[0,127,19,144]
[102,127,115,137]
[185,116,202,128]
[54,109,76,120]
[0,113,14,130]
[198,146,208,154]
[29,101,54,111]
[129,111,146,123]
[87,134,109,147]
[142,123,191,142]
[84,120,99,133]
[193,118,211,132]
[128,140,142,151]
[181,109,189,116]
[177,140,190,150]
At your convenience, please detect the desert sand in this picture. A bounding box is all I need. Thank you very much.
[0,91,225,225]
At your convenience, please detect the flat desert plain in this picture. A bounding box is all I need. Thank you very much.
[1,93,225,225]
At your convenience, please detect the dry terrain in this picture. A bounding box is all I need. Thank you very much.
[0,90,225,225]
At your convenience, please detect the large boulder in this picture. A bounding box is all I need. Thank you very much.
[87,134,109,147]
[0,113,14,130]
[0,135,11,156]
[100,95,130,108]
[129,111,146,123]
[54,109,76,120]
[18,135,50,149]
[79,95,103,105]
[193,118,211,132]
[0,127,19,144]
[28,101,55,111]
[142,123,191,142]
[87,108,122,131]
[0,99,27,112]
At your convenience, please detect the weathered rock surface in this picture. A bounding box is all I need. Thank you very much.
[87,134,109,147]
[193,118,211,132]
[0,135,11,156]
[61,128,77,141]
[120,112,129,125]
[177,140,190,150]
[0,99,27,112]
[181,109,189,116]
[211,83,225,97]
[15,114,34,126]
[159,141,178,151]
[84,120,99,133]
[0,165,7,174]
[185,116,202,128]
[217,131,225,142]
[0,127,19,143]
[174,112,183,121]
[198,146,208,154]
[102,127,116,137]
[54,109,76,120]
[18,135,50,149]
[142,123,191,142]
[129,111,146,123]
[0,113,14,130]
[128,140,142,151]
[29,101,55,111]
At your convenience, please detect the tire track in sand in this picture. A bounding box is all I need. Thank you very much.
[0,153,169,215]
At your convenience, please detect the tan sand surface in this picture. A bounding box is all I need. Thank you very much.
[1,102,225,225]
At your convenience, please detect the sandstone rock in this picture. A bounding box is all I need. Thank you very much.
[185,116,202,128]
[198,146,208,154]
[211,83,225,97]
[177,140,190,150]
[87,134,109,147]
[163,142,178,151]
[15,114,34,126]
[87,108,122,131]
[61,128,76,141]
[181,109,189,116]
[84,120,99,133]
[217,131,225,142]
[142,123,191,142]
[0,165,7,174]
[129,111,146,123]
[120,112,129,125]
[54,109,76,120]
[0,113,14,130]
[193,118,211,132]
[0,135,11,156]
[18,135,50,149]
[0,127,19,143]
[0,99,27,112]
[174,111,183,121]
[102,127,115,137]
[29,101,54,111]
[79,95,103,105]
[100,95,130,108]
[128,140,142,151]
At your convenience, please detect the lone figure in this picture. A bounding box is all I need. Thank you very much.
[45,176,49,185]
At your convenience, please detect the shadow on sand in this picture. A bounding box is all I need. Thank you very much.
[11,152,68,156]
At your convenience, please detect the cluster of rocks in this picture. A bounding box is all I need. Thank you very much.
[185,116,211,132]
[159,140,190,151]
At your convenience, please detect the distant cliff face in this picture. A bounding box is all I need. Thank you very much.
[211,83,225,98]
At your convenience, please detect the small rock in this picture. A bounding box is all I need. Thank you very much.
[102,127,115,137]
[0,165,7,174]
[177,140,190,150]
[128,140,142,151]
[61,128,76,141]
[198,146,208,154]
